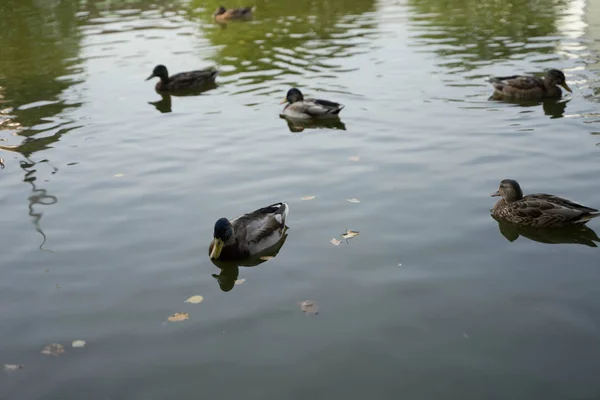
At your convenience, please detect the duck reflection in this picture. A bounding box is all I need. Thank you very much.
[488,95,569,119]
[147,83,218,114]
[494,217,600,247]
[210,228,289,292]
[280,115,347,133]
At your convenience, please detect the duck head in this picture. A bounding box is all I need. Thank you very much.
[214,6,226,16]
[280,88,304,104]
[546,69,572,93]
[210,217,234,260]
[491,179,524,202]
[146,65,169,82]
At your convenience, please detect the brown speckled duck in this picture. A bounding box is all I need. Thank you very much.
[145,64,218,92]
[488,69,572,99]
[214,6,255,23]
[491,179,599,228]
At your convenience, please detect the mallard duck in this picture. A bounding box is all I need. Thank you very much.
[209,202,289,261]
[214,6,255,22]
[488,69,572,99]
[280,88,344,120]
[491,179,599,228]
[145,64,218,92]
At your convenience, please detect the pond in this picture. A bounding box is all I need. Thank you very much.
[1,0,600,398]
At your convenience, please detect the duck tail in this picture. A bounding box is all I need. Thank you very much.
[578,211,600,224]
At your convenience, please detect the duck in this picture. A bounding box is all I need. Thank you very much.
[491,179,599,228]
[145,64,218,92]
[488,69,572,99]
[209,202,289,261]
[214,6,255,22]
[280,88,344,120]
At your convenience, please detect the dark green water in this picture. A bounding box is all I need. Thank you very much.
[1,0,600,398]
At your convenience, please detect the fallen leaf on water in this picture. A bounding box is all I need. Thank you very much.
[4,364,23,371]
[234,279,245,285]
[41,343,64,357]
[301,195,316,201]
[114,173,124,178]
[300,300,319,315]
[330,237,341,246]
[72,340,86,348]
[167,312,189,322]
[260,256,273,261]
[348,156,360,162]
[347,198,360,203]
[184,295,204,304]
[342,229,360,240]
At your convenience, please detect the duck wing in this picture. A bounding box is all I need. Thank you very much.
[488,75,545,92]
[299,98,345,117]
[231,202,289,253]
[509,194,600,227]
[170,68,218,85]
[226,7,254,17]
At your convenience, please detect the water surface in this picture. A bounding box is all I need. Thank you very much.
[2,0,600,398]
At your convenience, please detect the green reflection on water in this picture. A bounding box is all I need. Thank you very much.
[188,0,376,90]
[406,0,567,71]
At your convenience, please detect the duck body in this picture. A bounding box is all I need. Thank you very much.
[214,6,255,22]
[146,64,218,92]
[209,202,289,261]
[488,69,572,99]
[281,88,344,120]
[491,179,599,228]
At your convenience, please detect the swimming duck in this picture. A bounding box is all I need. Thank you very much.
[280,88,344,120]
[491,179,599,228]
[214,6,255,22]
[488,69,572,99]
[209,202,289,261]
[145,64,218,92]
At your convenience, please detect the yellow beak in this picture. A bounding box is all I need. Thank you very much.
[279,98,288,104]
[210,238,224,260]
[560,82,572,93]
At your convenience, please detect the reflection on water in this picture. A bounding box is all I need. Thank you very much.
[191,0,377,95]
[406,0,565,73]
[487,95,570,119]
[147,83,218,113]
[495,217,600,247]
[210,229,289,292]
[280,115,347,133]
[22,160,58,252]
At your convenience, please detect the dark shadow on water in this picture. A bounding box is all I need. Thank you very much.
[494,217,600,247]
[209,228,289,292]
[147,83,218,114]
[488,94,569,119]
[280,115,347,133]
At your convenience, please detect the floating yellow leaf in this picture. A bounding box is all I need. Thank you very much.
[348,156,360,162]
[347,198,360,203]
[4,364,23,371]
[234,279,245,285]
[72,340,86,348]
[301,195,316,201]
[300,300,319,315]
[184,295,204,304]
[114,173,124,178]
[260,256,273,261]
[330,237,341,246]
[342,230,360,240]
[167,312,189,322]
[41,343,64,356]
